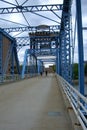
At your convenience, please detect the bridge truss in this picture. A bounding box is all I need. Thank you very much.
[0,0,85,94]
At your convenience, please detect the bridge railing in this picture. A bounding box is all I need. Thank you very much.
[56,75,87,130]
[0,74,21,83]
[0,73,38,83]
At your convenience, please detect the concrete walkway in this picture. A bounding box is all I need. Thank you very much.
[0,74,72,130]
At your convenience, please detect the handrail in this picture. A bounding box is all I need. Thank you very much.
[56,75,87,130]
[0,74,21,83]
[0,74,38,83]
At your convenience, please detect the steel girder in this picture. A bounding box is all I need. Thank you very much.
[3,41,20,75]
[0,33,3,75]
[21,49,38,78]
[0,29,20,76]
[3,42,14,75]
[26,48,56,57]
[0,4,63,14]
[29,33,58,56]
[16,37,30,51]
[59,0,72,83]
[3,25,61,33]
[37,60,44,74]
[76,0,84,95]
[0,1,73,83]
[13,42,21,74]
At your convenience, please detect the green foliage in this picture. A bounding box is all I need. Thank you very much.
[85,63,87,76]
[52,65,56,72]
[73,63,78,79]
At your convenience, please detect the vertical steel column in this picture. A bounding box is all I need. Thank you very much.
[65,14,72,83]
[56,42,58,74]
[11,45,14,77]
[76,0,84,95]
[60,31,66,79]
[35,57,37,74]
[56,48,60,74]
[37,60,40,74]
[0,33,3,76]
[56,38,59,74]
[58,44,61,75]
[56,49,58,74]
[60,13,72,83]
[21,49,28,79]
[14,42,20,75]
[3,43,13,75]
[30,55,33,76]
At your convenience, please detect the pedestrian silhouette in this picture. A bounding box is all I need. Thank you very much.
[45,71,47,76]
[40,72,42,76]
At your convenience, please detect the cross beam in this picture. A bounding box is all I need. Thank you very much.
[3,25,60,33]
[0,4,63,14]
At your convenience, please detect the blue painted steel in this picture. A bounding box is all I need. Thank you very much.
[0,0,75,84]
[0,29,20,76]
[56,48,58,74]
[58,40,61,76]
[21,49,28,79]
[57,49,60,74]
[21,49,38,78]
[0,4,63,14]
[37,60,43,75]
[60,15,72,83]
[0,28,15,41]
[76,0,84,95]
[56,39,59,74]
[0,33,3,76]
[11,46,14,76]
[37,60,40,74]
[3,42,14,75]
[13,41,20,74]
[26,48,56,57]
[3,25,60,33]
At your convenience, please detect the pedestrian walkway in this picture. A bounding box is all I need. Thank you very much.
[0,74,72,130]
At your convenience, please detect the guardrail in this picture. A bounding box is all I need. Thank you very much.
[0,75,21,83]
[56,75,87,130]
[0,73,38,84]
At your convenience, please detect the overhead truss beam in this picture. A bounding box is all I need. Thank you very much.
[3,25,60,33]
[0,4,63,14]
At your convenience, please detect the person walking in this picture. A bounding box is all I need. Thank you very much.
[45,70,48,76]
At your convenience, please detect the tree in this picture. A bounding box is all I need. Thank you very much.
[85,63,87,76]
[72,63,78,79]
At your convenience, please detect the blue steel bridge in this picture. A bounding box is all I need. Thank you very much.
[0,0,87,130]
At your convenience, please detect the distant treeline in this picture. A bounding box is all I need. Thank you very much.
[52,63,87,80]
[73,63,87,79]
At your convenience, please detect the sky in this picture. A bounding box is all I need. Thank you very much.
[71,0,87,63]
[0,0,87,65]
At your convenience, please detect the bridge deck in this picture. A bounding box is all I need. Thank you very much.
[0,74,72,130]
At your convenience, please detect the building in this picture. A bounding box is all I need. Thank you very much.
[0,28,20,75]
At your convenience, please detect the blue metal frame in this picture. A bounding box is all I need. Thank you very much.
[59,0,72,84]
[76,0,84,95]
[3,25,60,33]
[21,49,38,78]
[0,33,3,76]
[0,4,63,14]
[11,46,14,76]
[0,29,20,77]
[0,0,85,91]
[21,49,28,79]
[56,48,58,74]
[13,41,20,74]
[37,60,44,75]
[3,41,14,75]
